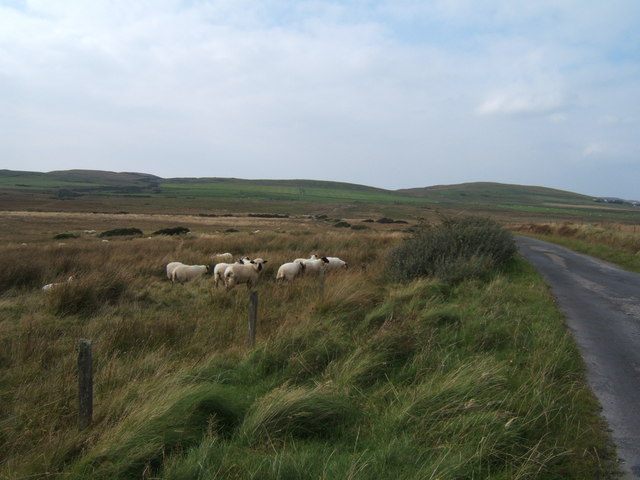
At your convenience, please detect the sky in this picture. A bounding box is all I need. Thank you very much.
[1,0,639,199]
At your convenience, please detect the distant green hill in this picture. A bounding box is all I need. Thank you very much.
[398,182,593,205]
[0,169,637,223]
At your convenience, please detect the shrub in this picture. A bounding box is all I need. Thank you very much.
[153,226,190,236]
[53,233,79,240]
[377,217,395,224]
[334,221,351,228]
[387,216,516,283]
[351,225,369,230]
[99,228,143,238]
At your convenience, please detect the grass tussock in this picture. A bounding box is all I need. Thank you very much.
[44,269,134,316]
[238,384,357,444]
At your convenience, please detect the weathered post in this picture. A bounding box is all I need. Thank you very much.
[78,339,93,430]
[247,290,258,348]
[319,268,326,299]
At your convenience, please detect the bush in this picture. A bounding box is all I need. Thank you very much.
[387,216,516,284]
[334,221,351,228]
[99,228,143,238]
[351,225,369,230]
[53,233,79,240]
[153,226,190,236]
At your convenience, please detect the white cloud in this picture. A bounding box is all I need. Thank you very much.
[0,1,639,198]
[476,89,568,117]
[583,142,607,158]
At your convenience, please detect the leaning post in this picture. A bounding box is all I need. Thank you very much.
[248,290,258,348]
[78,339,93,430]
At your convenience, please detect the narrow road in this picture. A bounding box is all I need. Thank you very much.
[516,236,640,478]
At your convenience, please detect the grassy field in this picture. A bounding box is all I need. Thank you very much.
[0,210,622,479]
[2,169,639,224]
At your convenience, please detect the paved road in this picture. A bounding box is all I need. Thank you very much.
[516,236,640,478]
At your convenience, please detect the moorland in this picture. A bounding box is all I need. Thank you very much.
[1,169,639,479]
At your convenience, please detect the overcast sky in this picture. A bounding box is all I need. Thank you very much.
[1,1,639,198]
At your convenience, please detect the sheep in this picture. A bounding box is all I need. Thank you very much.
[171,264,211,284]
[166,261,184,280]
[224,259,268,290]
[212,252,233,264]
[325,257,348,271]
[213,257,250,288]
[295,256,329,275]
[42,275,75,292]
[310,254,347,271]
[276,261,305,281]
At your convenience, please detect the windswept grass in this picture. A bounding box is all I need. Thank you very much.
[0,225,618,479]
[514,222,640,273]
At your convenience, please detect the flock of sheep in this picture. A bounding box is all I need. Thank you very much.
[167,252,348,290]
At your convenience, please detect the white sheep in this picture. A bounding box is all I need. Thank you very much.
[212,252,233,263]
[295,256,329,275]
[42,275,75,292]
[213,257,250,288]
[166,262,184,280]
[325,257,348,271]
[171,264,211,283]
[276,261,305,281]
[224,259,268,290]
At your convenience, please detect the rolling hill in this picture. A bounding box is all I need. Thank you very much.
[0,169,637,223]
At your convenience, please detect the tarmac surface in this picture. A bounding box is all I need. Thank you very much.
[516,236,640,479]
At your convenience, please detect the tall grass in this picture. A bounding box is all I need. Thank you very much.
[0,228,617,479]
[513,222,640,273]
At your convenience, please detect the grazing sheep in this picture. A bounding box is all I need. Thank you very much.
[224,259,268,290]
[276,261,305,281]
[171,264,211,284]
[213,257,250,288]
[42,275,75,292]
[325,257,348,271]
[212,252,233,263]
[166,262,184,280]
[295,257,329,275]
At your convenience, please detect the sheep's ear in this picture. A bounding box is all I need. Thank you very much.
[322,257,329,263]
[250,260,256,264]
[263,260,268,264]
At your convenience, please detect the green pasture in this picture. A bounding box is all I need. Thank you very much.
[157,182,434,206]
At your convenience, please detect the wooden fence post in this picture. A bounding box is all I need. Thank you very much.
[247,290,258,348]
[319,268,326,299]
[78,339,93,430]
